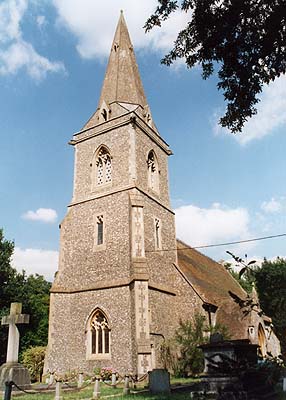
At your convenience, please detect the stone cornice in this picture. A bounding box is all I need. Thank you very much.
[68,185,175,215]
[50,278,131,294]
[50,278,177,296]
[69,112,172,156]
[148,281,176,296]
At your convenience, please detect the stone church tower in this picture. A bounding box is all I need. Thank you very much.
[45,12,281,375]
[45,12,183,375]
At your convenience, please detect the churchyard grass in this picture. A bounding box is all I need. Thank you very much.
[11,392,197,400]
[9,391,286,399]
[11,383,123,399]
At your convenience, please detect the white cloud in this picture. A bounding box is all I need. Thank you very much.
[36,15,47,29]
[52,0,189,59]
[0,0,65,80]
[0,0,26,43]
[22,208,58,223]
[0,39,65,79]
[175,203,251,247]
[213,74,286,144]
[261,197,282,214]
[12,247,58,281]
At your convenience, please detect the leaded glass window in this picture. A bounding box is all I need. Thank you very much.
[91,310,110,355]
[95,147,112,187]
[97,215,104,245]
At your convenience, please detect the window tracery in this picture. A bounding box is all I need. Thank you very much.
[94,147,112,188]
[87,309,111,358]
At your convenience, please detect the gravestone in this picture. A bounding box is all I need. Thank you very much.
[0,303,31,390]
[148,369,170,394]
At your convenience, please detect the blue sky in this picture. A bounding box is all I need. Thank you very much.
[1,0,286,281]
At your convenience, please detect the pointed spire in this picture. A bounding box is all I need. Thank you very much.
[98,11,148,108]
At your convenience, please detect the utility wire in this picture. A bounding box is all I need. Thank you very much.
[145,233,286,253]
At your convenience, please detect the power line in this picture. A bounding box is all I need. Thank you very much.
[145,233,286,253]
[193,233,286,249]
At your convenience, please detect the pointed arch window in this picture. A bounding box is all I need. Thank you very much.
[147,150,159,193]
[154,218,162,250]
[93,147,112,188]
[87,309,111,359]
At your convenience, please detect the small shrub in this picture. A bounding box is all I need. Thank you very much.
[160,314,231,378]
[21,346,46,382]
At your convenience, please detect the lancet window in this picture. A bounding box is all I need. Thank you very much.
[97,215,104,245]
[94,147,112,187]
[147,150,159,192]
[154,218,162,250]
[89,310,111,356]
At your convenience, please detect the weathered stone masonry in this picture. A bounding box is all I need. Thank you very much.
[44,11,281,375]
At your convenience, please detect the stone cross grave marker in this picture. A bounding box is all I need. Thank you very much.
[1,303,29,363]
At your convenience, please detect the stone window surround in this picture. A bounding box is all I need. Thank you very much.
[147,150,159,194]
[86,308,111,361]
[154,217,162,250]
[98,100,111,124]
[91,145,112,191]
[94,212,106,251]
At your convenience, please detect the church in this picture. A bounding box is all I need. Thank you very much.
[44,12,280,376]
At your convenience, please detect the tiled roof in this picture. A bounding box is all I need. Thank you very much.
[176,239,251,339]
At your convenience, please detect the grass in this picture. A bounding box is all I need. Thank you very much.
[11,391,195,400]
[8,377,286,400]
[7,377,196,400]
[11,381,124,399]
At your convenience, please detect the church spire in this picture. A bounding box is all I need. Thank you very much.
[98,11,148,108]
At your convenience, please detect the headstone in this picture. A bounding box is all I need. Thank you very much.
[148,369,170,394]
[0,303,31,390]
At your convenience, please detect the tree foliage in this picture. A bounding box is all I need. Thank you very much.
[255,258,286,356]
[160,314,230,377]
[21,346,46,382]
[225,252,286,357]
[174,314,207,376]
[145,0,286,133]
[224,260,257,294]
[0,229,51,364]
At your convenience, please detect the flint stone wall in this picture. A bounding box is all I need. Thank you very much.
[45,287,135,374]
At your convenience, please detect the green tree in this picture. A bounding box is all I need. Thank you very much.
[0,229,51,364]
[254,258,286,356]
[0,229,15,309]
[174,314,207,376]
[160,314,229,377]
[0,229,16,364]
[145,0,286,133]
[224,262,256,294]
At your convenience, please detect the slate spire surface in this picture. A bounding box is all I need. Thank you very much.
[98,11,148,108]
